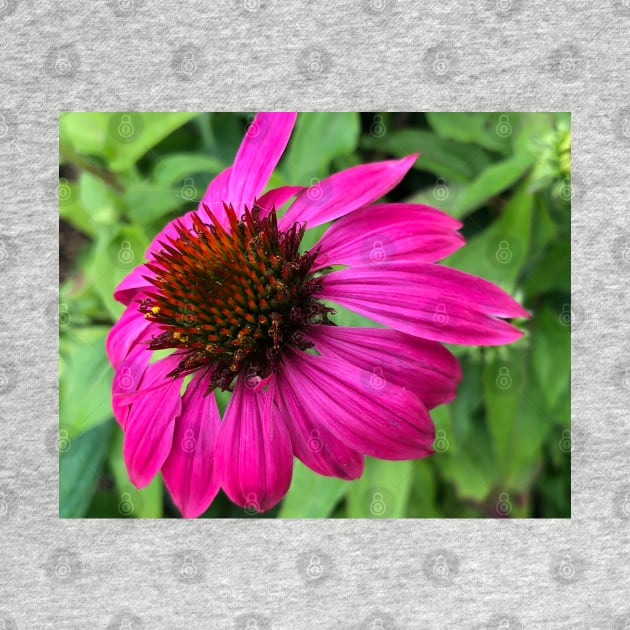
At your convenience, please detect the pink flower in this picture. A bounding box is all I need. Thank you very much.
[106,112,528,518]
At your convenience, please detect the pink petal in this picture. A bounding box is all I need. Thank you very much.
[307,326,462,410]
[123,354,183,488]
[197,165,232,218]
[257,185,304,219]
[111,342,152,428]
[106,301,152,368]
[281,349,435,460]
[275,368,364,479]
[228,112,297,214]
[114,264,155,306]
[162,375,221,518]
[321,263,528,346]
[279,154,418,231]
[214,377,293,513]
[312,203,464,271]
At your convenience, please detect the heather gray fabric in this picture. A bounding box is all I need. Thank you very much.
[0,0,628,628]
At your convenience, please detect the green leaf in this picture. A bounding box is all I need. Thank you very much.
[346,458,413,518]
[363,129,491,184]
[407,459,439,517]
[523,238,570,298]
[283,112,360,184]
[59,328,112,437]
[279,459,351,518]
[152,153,225,187]
[59,419,115,518]
[108,428,164,518]
[78,171,120,227]
[84,225,149,319]
[531,304,571,410]
[106,112,199,172]
[60,112,110,156]
[123,183,184,224]
[454,151,535,216]
[445,178,534,292]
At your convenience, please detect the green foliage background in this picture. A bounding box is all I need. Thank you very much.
[59,112,571,518]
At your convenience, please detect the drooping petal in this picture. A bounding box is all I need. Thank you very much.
[275,366,364,479]
[279,154,418,231]
[321,263,528,346]
[123,354,183,488]
[106,301,152,367]
[307,325,461,410]
[111,342,153,428]
[162,375,221,518]
[257,185,304,219]
[228,112,297,214]
[281,349,435,460]
[214,377,293,512]
[312,203,464,271]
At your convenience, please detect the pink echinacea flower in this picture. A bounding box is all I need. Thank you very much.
[106,112,529,517]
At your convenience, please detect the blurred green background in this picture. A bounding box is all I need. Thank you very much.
[59,112,571,518]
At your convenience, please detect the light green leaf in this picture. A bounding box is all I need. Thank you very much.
[363,129,491,183]
[106,112,200,172]
[152,153,225,187]
[346,458,413,518]
[279,459,351,518]
[446,178,534,292]
[283,112,360,184]
[60,112,110,156]
[123,182,184,224]
[454,151,535,216]
[59,419,115,518]
[109,428,164,518]
[531,304,571,410]
[59,328,112,438]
